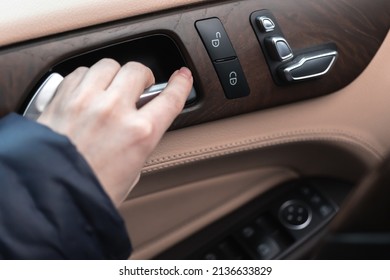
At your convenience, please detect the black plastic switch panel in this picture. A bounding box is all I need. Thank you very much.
[155,179,348,260]
[214,59,250,99]
[195,18,237,61]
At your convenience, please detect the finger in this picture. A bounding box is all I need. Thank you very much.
[42,67,88,113]
[106,61,155,104]
[139,67,193,137]
[55,67,88,98]
[77,58,121,93]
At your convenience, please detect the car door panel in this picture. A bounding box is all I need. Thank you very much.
[0,0,389,259]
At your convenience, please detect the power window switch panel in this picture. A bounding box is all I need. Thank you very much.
[265,37,293,62]
[214,58,250,99]
[195,18,237,61]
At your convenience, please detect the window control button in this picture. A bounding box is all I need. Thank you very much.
[241,226,256,238]
[203,252,219,260]
[255,237,280,259]
[195,18,237,61]
[319,205,332,217]
[214,58,250,99]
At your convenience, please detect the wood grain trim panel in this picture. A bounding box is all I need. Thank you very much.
[0,0,388,129]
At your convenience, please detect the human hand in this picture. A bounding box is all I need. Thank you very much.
[37,59,193,207]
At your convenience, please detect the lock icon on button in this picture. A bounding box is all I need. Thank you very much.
[212,32,222,48]
[229,71,238,86]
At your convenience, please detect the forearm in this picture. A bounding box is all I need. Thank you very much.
[0,113,131,259]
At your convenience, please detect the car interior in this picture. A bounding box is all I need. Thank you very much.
[0,0,389,259]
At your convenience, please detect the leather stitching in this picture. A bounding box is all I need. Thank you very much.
[142,129,382,173]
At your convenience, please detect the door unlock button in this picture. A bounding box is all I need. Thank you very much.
[196,18,237,61]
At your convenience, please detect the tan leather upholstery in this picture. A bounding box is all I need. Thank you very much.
[0,0,205,47]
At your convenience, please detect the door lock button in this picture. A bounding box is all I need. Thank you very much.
[195,18,237,61]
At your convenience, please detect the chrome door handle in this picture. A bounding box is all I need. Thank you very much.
[23,73,197,120]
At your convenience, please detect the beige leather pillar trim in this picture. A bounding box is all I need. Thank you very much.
[0,0,206,47]
[144,31,390,174]
[120,167,298,259]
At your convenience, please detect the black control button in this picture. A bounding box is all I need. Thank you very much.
[241,226,256,238]
[256,16,275,32]
[310,194,322,204]
[200,239,249,260]
[300,186,311,196]
[265,37,293,61]
[202,250,220,260]
[214,59,250,99]
[217,240,248,260]
[279,200,312,230]
[289,54,335,80]
[255,237,280,259]
[279,49,337,82]
[318,204,333,217]
[236,223,281,259]
[195,18,237,61]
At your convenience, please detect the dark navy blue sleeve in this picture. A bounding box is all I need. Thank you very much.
[0,113,131,259]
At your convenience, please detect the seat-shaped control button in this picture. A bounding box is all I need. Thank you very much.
[256,16,275,32]
[265,37,293,62]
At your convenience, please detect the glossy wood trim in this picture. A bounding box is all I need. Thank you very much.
[0,0,389,129]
